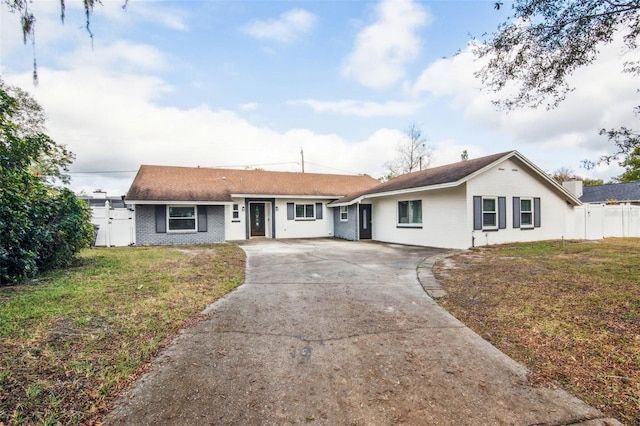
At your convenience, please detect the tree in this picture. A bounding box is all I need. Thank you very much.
[461,150,469,161]
[550,167,579,184]
[477,0,640,179]
[594,125,640,182]
[383,123,433,181]
[0,79,74,184]
[0,83,93,284]
[583,178,605,186]
[617,145,640,181]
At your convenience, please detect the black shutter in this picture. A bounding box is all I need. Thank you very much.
[498,197,506,229]
[155,205,166,233]
[197,205,207,232]
[315,203,323,220]
[287,203,294,220]
[473,196,482,230]
[534,198,541,227]
[513,197,521,228]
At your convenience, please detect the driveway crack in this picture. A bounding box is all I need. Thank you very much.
[185,324,466,344]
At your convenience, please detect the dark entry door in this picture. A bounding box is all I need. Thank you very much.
[250,203,266,237]
[359,204,372,239]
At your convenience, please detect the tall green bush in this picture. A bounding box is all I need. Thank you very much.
[0,84,93,285]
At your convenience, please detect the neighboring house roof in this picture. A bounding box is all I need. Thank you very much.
[329,150,582,206]
[580,181,640,204]
[125,165,381,203]
[80,196,129,208]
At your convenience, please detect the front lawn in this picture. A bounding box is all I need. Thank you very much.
[433,238,639,424]
[0,244,245,425]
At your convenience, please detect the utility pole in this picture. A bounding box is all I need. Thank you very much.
[301,148,305,173]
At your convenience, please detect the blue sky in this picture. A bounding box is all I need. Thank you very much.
[1,0,636,195]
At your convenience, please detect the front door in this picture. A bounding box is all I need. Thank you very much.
[250,203,266,237]
[359,204,372,239]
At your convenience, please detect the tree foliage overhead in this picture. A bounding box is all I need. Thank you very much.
[477,0,640,110]
[477,0,640,182]
[0,82,93,285]
[5,0,105,41]
[3,0,125,82]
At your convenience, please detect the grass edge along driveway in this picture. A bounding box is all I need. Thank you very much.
[434,238,640,425]
[0,244,245,425]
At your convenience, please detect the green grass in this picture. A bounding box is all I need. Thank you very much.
[434,238,640,424]
[0,244,245,425]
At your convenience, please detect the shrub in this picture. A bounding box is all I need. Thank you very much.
[0,83,93,285]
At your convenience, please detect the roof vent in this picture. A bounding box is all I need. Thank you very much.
[221,176,226,180]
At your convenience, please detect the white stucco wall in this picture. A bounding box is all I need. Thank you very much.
[466,157,575,247]
[370,185,469,249]
[226,197,335,240]
[369,158,576,249]
[275,198,335,239]
[225,198,246,241]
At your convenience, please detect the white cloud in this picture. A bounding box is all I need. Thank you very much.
[430,140,487,167]
[3,66,406,195]
[94,1,189,31]
[242,9,317,43]
[289,99,423,117]
[412,38,640,175]
[1,0,88,57]
[57,40,167,72]
[239,102,259,111]
[342,0,431,88]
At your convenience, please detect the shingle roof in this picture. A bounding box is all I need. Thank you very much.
[331,151,514,204]
[125,165,381,202]
[580,181,640,203]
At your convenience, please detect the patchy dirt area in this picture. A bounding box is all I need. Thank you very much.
[0,244,245,425]
[433,239,640,425]
[105,239,616,425]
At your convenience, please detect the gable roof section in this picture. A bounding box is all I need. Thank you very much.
[580,181,640,203]
[330,151,582,206]
[125,165,381,203]
[330,152,512,205]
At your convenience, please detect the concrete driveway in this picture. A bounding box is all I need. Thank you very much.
[106,239,616,425]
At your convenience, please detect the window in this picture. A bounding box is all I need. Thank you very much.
[340,206,348,221]
[232,203,240,220]
[398,200,422,225]
[295,204,315,219]
[482,197,497,228]
[168,206,196,231]
[513,196,540,229]
[474,196,506,231]
[520,198,533,227]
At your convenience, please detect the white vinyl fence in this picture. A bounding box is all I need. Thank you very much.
[90,201,135,247]
[566,204,640,240]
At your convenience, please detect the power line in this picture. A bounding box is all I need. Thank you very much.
[305,161,364,175]
[204,161,300,169]
[68,170,138,174]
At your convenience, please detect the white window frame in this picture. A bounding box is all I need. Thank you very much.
[295,203,315,220]
[340,206,348,222]
[167,205,197,233]
[232,203,240,221]
[482,197,498,230]
[397,200,422,226]
[520,198,534,228]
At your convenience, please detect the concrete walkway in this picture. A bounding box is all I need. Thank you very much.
[106,239,620,425]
